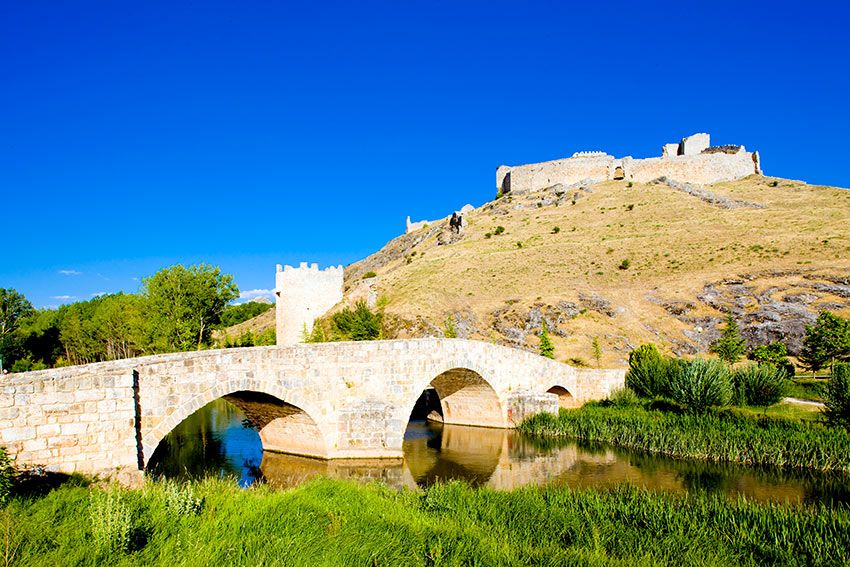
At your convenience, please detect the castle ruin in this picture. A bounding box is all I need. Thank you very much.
[275,263,343,345]
[496,133,761,195]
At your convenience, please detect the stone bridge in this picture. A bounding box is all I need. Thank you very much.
[0,339,624,477]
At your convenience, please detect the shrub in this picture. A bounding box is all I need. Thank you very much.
[0,446,13,505]
[607,387,640,408]
[823,362,850,428]
[625,344,668,398]
[538,323,554,359]
[332,301,382,341]
[362,271,377,279]
[732,363,788,407]
[516,241,523,248]
[163,480,203,517]
[494,226,505,235]
[551,226,560,234]
[443,316,458,339]
[618,259,631,270]
[668,358,733,414]
[89,490,132,555]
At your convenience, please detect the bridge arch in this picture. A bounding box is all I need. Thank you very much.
[403,367,505,430]
[546,385,577,409]
[140,376,331,468]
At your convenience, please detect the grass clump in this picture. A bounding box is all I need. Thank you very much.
[89,489,132,556]
[667,358,733,413]
[732,363,788,407]
[0,446,13,505]
[519,405,850,473]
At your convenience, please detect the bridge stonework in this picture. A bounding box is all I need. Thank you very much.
[0,339,624,478]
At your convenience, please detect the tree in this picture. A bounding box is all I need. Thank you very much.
[749,341,794,377]
[538,322,554,359]
[823,362,850,428]
[800,311,850,375]
[710,313,746,365]
[0,288,34,367]
[591,336,602,367]
[143,264,239,351]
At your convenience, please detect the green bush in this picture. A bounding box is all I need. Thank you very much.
[362,271,377,279]
[625,344,669,398]
[332,301,382,341]
[0,445,13,505]
[823,362,850,428]
[607,387,641,408]
[732,363,788,406]
[668,358,733,414]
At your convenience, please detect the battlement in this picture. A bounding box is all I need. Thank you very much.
[497,133,762,195]
[275,263,344,345]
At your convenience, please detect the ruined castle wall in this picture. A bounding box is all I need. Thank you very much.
[504,156,614,194]
[275,263,344,345]
[627,152,759,184]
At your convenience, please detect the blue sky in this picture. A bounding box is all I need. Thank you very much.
[2,1,849,308]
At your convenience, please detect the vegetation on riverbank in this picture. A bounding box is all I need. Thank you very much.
[2,475,849,566]
[518,404,850,473]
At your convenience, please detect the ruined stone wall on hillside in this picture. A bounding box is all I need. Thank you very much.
[497,133,761,195]
[275,263,344,345]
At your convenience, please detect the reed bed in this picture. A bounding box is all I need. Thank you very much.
[518,406,850,473]
[2,476,849,566]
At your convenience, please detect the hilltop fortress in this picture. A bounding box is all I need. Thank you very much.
[496,133,762,195]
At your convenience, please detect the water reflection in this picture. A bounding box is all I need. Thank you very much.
[147,399,850,506]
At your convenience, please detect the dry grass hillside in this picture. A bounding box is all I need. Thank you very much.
[236,175,850,367]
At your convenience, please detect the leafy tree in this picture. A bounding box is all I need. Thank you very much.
[748,341,794,377]
[331,301,381,341]
[710,313,746,365]
[219,301,273,328]
[626,344,669,398]
[800,311,850,375]
[539,322,554,359]
[0,288,34,368]
[92,294,147,360]
[143,264,239,351]
[823,362,850,428]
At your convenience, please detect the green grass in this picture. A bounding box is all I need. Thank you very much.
[3,476,849,566]
[730,401,821,422]
[785,378,827,402]
[518,405,850,473]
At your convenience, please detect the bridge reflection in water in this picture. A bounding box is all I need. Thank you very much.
[147,399,850,507]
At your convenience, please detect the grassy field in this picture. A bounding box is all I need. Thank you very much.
[3,476,849,566]
[518,405,850,473]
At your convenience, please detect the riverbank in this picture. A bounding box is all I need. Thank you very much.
[518,405,850,473]
[2,475,849,566]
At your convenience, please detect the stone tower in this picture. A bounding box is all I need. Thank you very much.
[275,263,344,345]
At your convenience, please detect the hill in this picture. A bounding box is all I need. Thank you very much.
[231,175,850,366]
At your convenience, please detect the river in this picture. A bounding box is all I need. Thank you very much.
[146,398,850,506]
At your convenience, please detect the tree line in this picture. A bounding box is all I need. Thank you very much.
[0,264,261,372]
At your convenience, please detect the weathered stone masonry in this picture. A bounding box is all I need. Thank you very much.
[497,133,762,196]
[0,339,624,477]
